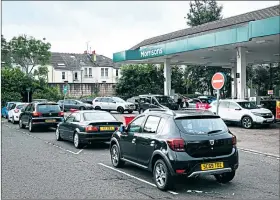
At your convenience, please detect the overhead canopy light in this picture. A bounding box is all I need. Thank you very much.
[200,56,211,59]
[273,53,279,56]
[57,63,65,66]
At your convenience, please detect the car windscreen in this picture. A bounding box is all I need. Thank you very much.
[16,104,27,109]
[112,97,126,103]
[175,117,228,135]
[237,102,258,109]
[155,96,174,104]
[8,103,15,110]
[37,104,61,112]
[83,112,116,121]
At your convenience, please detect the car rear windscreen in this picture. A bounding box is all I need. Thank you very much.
[83,112,116,121]
[37,104,61,112]
[175,117,228,135]
[16,104,26,109]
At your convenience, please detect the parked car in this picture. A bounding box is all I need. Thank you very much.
[56,110,122,148]
[187,98,202,108]
[138,94,179,113]
[8,103,28,124]
[198,96,216,103]
[260,100,279,122]
[57,99,93,111]
[19,102,64,132]
[80,97,94,105]
[1,102,21,118]
[209,99,275,129]
[109,108,238,191]
[92,97,135,114]
[32,99,48,103]
[126,96,139,111]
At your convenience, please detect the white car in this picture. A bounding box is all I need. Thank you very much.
[209,99,274,129]
[92,97,135,114]
[8,103,28,124]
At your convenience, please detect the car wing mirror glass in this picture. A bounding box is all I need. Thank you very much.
[119,125,127,133]
[235,108,241,110]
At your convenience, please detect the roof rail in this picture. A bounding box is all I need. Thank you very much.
[180,108,214,113]
[145,108,176,116]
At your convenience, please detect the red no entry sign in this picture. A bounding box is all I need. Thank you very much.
[211,72,225,90]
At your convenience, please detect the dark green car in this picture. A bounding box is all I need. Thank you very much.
[56,110,123,148]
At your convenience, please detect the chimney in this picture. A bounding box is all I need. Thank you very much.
[84,50,87,54]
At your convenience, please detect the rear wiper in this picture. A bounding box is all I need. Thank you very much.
[207,130,223,134]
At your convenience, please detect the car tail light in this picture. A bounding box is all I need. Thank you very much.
[115,127,119,131]
[85,126,99,132]
[167,139,185,152]
[58,111,64,116]
[176,169,185,174]
[32,112,42,117]
[14,109,19,113]
[232,134,237,145]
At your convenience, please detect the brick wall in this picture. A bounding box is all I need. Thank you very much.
[48,83,116,98]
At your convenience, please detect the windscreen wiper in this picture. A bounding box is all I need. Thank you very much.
[207,130,223,134]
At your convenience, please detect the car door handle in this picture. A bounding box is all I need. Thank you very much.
[150,141,155,146]
[132,138,136,144]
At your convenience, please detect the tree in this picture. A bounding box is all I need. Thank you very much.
[33,66,49,81]
[116,64,164,99]
[8,35,51,74]
[185,0,223,27]
[1,35,12,67]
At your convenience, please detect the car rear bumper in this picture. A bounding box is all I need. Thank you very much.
[170,147,239,177]
[78,132,114,143]
[32,117,64,126]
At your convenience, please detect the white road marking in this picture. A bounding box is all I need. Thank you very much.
[240,148,280,159]
[98,163,178,195]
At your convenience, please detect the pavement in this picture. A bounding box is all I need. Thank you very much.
[1,112,280,199]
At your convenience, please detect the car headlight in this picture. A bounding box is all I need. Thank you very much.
[252,112,263,117]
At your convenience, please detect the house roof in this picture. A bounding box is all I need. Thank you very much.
[130,5,280,50]
[51,52,120,70]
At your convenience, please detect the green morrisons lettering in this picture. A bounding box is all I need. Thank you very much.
[140,48,163,58]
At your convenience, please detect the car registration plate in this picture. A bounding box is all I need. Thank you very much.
[45,119,56,123]
[201,162,224,171]
[100,126,115,131]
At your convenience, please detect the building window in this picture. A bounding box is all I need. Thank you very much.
[105,68,108,77]
[62,72,65,80]
[101,68,105,77]
[74,72,78,80]
[116,69,119,77]
[89,68,92,77]
[84,68,88,77]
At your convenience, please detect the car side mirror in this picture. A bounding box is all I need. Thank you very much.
[21,108,25,112]
[112,101,116,103]
[235,108,242,111]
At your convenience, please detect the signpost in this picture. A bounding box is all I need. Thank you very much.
[26,88,31,103]
[268,90,273,95]
[211,72,226,115]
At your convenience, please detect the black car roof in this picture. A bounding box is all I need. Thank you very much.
[72,110,109,114]
[144,108,216,118]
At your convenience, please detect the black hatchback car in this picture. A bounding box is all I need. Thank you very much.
[19,102,64,132]
[56,110,122,148]
[110,108,238,191]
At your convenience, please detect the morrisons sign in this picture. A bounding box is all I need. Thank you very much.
[140,48,164,58]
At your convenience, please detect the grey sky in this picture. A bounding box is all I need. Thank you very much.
[2,1,279,58]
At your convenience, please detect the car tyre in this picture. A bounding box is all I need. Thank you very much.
[153,159,173,191]
[117,106,124,114]
[214,171,236,184]
[19,118,26,129]
[56,128,63,141]
[12,117,16,124]
[79,106,85,110]
[95,106,101,110]
[241,116,253,129]
[73,132,83,149]
[29,120,35,132]
[110,144,125,168]
[139,109,143,114]
[128,110,133,114]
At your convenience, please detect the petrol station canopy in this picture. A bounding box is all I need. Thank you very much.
[112,5,280,98]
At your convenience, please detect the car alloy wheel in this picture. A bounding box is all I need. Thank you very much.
[117,107,124,114]
[155,163,167,188]
[56,128,62,141]
[242,116,253,129]
[74,133,83,149]
[12,117,15,124]
[29,121,34,132]
[19,118,25,128]
[110,144,125,168]
[153,159,173,191]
